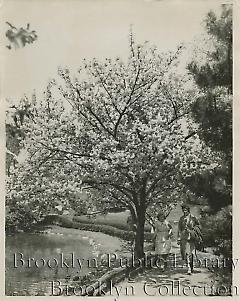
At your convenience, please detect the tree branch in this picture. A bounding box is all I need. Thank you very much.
[61,86,103,133]
[93,67,122,115]
[38,141,93,159]
[114,66,141,137]
[167,110,191,126]
[184,131,197,140]
[86,105,115,138]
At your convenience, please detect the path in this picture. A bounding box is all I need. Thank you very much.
[107,242,222,298]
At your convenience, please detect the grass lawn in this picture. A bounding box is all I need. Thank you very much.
[74,203,201,238]
[74,211,130,227]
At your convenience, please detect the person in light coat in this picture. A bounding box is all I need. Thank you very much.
[153,212,173,271]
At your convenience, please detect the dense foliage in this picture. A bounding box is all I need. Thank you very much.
[200,205,232,258]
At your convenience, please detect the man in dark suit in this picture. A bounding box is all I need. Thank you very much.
[177,204,201,275]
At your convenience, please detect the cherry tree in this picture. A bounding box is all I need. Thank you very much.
[7,38,219,257]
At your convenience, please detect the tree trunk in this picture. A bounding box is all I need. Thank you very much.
[134,204,146,258]
[128,205,137,225]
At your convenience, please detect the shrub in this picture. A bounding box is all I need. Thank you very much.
[200,205,232,291]
[200,205,232,258]
[6,206,40,233]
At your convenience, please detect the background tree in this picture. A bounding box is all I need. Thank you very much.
[6,97,32,175]
[187,4,232,211]
[6,38,218,258]
[186,6,232,288]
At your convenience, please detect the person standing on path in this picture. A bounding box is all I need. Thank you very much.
[153,212,173,271]
[177,203,201,275]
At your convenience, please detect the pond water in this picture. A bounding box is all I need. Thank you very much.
[5,226,122,296]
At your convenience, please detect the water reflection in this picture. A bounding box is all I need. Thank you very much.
[5,226,113,296]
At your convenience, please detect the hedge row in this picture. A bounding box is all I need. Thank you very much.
[57,217,154,242]
[73,216,151,233]
[73,216,130,231]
